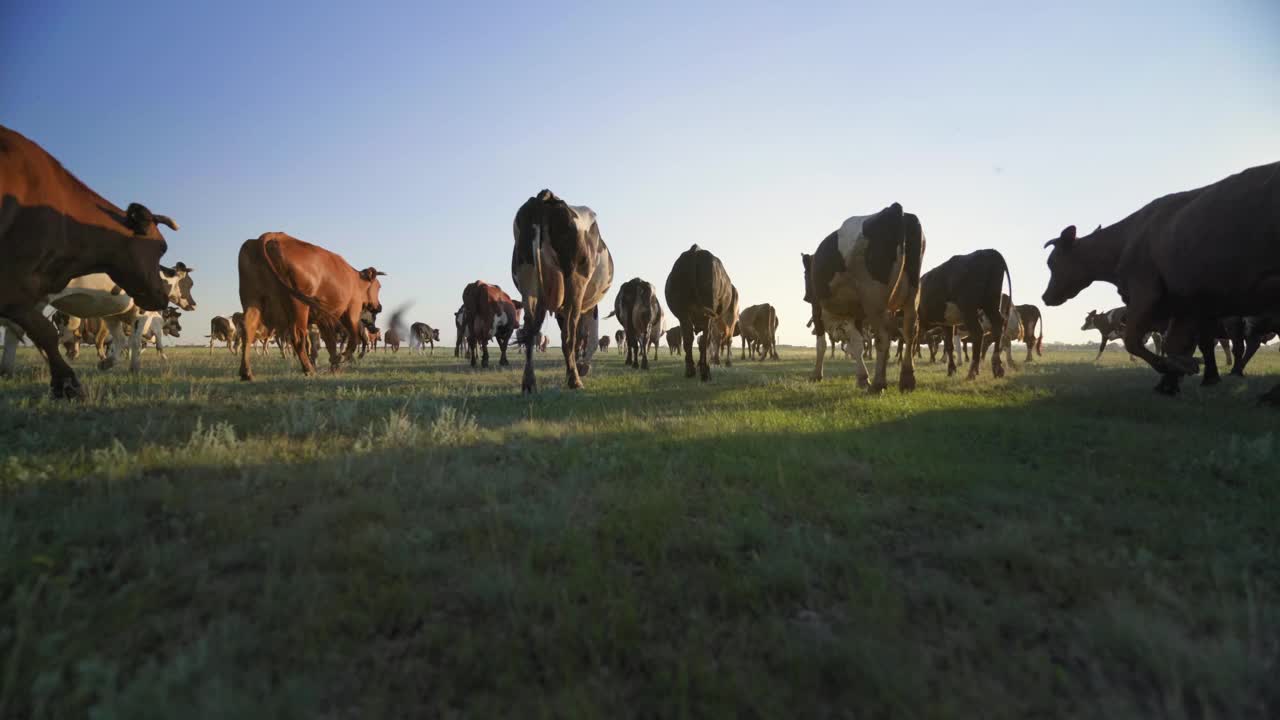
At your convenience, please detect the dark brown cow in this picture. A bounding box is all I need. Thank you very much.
[208,316,237,353]
[666,325,683,355]
[918,249,1012,380]
[610,277,663,370]
[236,232,384,381]
[598,336,610,352]
[665,245,736,381]
[1043,161,1280,400]
[461,280,522,369]
[511,190,614,393]
[384,327,402,353]
[738,303,779,360]
[614,329,624,354]
[0,125,177,397]
[1015,304,1044,361]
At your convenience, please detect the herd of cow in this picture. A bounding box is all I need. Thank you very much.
[2,124,1277,404]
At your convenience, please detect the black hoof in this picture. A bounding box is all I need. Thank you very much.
[1153,375,1181,396]
[1201,374,1221,387]
[51,376,84,400]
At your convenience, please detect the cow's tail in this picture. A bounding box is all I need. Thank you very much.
[1036,311,1044,355]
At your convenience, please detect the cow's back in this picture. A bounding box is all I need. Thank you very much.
[0,126,124,245]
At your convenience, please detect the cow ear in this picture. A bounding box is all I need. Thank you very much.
[174,261,193,274]
[1044,225,1077,250]
[125,203,154,234]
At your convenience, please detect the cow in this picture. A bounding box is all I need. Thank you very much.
[917,249,1010,380]
[1229,313,1280,377]
[609,278,663,370]
[208,315,238,353]
[537,333,548,352]
[409,322,439,353]
[666,325,683,355]
[1015,304,1045,361]
[129,307,182,359]
[613,329,624,354]
[461,280,522,369]
[236,232,384,381]
[598,335,610,352]
[384,327,403,353]
[738,304,779,360]
[802,203,925,392]
[1081,308,1153,361]
[2,263,196,375]
[0,126,180,396]
[511,189,614,393]
[1042,161,1280,401]
[975,293,1024,370]
[710,286,739,367]
[665,245,737,381]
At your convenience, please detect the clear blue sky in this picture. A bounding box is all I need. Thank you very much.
[4,1,1278,346]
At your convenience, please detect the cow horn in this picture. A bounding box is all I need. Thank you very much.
[153,214,180,231]
[376,271,387,277]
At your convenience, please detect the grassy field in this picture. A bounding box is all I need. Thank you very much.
[1,342,1277,718]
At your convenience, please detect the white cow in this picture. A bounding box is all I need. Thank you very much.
[0,264,195,374]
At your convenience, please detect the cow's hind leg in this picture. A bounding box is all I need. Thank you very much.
[561,310,583,389]
[682,326,697,377]
[697,331,711,381]
[521,301,544,394]
[239,306,262,381]
[961,310,986,380]
[1146,315,1199,396]
[639,332,650,370]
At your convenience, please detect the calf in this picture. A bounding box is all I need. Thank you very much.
[461,280,522,369]
[409,322,439,353]
[918,249,1011,379]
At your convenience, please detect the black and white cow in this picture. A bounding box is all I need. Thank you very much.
[801,203,924,392]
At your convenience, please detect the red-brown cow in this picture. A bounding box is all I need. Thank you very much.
[0,125,177,397]
[461,280,522,368]
[236,232,384,381]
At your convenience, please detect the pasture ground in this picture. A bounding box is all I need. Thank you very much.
[1,342,1277,718]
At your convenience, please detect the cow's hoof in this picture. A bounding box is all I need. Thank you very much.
[578,362,591,377]
[1166,356,1199,375]
[856,374,870,389]
[686,365,697,378]
[867,381,886,395]
[1153,375,1181,396]
[1201,374,1221,387]
[51,376,84,400]
[993,364,1005,379]
[98,358,114,370]
[966,370,979,381]
[810,374,823,382]
[641,358,649,370]
[499,358,510,367]
[566,376,583,390]
[699,365,711,382]
[899,370,916,392]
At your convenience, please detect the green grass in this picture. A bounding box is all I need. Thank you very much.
[1,343,1277,718]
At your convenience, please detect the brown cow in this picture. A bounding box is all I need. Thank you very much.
[666,325,683,355]
[0,125,176,397]
[461,280,522,368]
[598,335,611,352]
[511,190,615,393]
[665,245,737,381]
[1015,304,1044,361]
[236,232,385,381]
[1042,161,1280,400]
[738,303,779,360]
